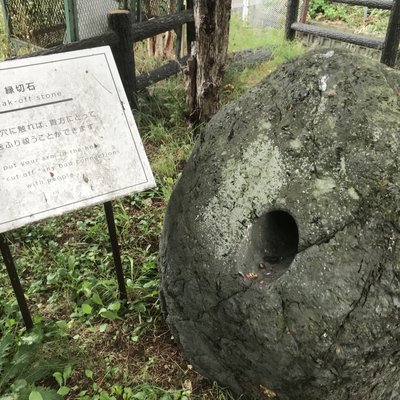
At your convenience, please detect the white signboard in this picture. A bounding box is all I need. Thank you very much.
[0,46,156,233]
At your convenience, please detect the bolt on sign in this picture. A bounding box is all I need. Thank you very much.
[0,46,156,233]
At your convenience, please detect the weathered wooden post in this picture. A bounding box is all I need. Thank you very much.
[108,10,137,109]
[380,0,400,67]
[285,0,300,40]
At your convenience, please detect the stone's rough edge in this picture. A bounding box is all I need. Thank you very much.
[160,48,400,400]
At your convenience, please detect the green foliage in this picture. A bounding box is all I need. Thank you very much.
[308,0,343,19]
[308,0,390,34]
[0,328,65,400]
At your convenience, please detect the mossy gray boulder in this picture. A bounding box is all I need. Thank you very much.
[159,49,400,400]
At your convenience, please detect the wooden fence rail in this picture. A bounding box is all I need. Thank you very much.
[131,9,194,42]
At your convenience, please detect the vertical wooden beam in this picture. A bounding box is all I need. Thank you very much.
[64,0,79,42]
[381,0,400,67]
[108,10,137,109]
[186,0,195,54]
[285,0,300,41]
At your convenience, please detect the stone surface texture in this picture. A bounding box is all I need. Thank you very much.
[159,49,400,400]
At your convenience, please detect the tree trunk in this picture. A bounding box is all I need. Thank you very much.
[186,0,232,123]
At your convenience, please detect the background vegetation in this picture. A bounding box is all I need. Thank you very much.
[308,0,390,35]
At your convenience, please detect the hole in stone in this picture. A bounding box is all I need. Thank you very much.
[238,210,299,280]
[261,210,299,265]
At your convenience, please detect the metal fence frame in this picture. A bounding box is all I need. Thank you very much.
[1,0,66,52]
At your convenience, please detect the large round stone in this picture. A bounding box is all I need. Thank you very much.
[159,49,400,400]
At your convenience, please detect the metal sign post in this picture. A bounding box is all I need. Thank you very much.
[0,233,33,330]
[104,201,128,301]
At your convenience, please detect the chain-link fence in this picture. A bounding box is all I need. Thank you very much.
[232,0,288,29]
[76,0,119,40]
[4,0,66,48]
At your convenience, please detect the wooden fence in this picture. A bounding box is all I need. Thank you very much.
[13,7,196,108]
[286,0,400,67]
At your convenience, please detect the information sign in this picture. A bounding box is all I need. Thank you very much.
[0,46,155,233]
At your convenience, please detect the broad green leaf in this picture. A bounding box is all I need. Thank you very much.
[84,369,93,379]
[92,293,103,305]
[29,391,43,400]
[99,310,120,321]
[134,303,146,313]
[107,302,120,312]
[81,303,93,315]
[63,364,72,381]
[57,386,70,396]
[53,372,63,387]
[10,378,27,392]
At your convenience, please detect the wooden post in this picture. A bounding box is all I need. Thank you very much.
[108,10,137,109]
[186,0,195,54]
[285,0,300,41]
[64,0,79,42]
[380,0,400,67]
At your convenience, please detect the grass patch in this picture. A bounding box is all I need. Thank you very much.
[223,17,305,102]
